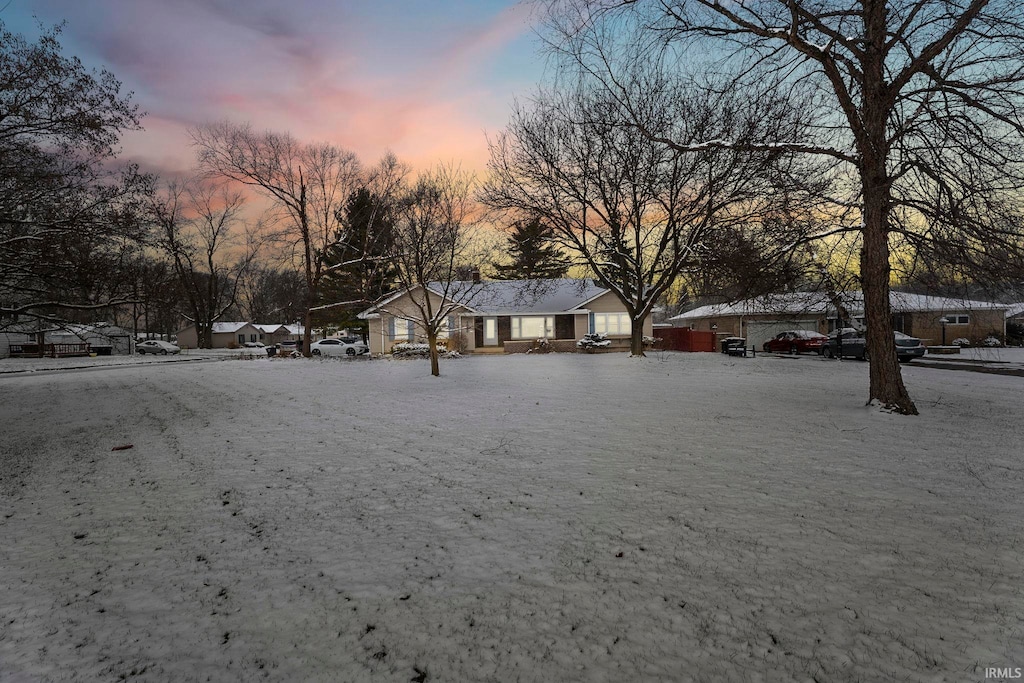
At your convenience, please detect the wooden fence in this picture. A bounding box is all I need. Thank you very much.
[8,343,91,358]
[652,328,716,352]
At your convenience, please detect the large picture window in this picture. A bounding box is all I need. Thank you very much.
[593,312,631,336]
[388,317,414,341]
[511,316,554,339]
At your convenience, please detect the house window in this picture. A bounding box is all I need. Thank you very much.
[388,317,414,341]
[250,334,256,342]
[593,312,631,336]
[440,315,458,339]
[511,316,554,339]
[946,314,970,325]
[238,334,245,344]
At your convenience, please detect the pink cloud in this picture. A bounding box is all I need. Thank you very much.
[10,1,541,177]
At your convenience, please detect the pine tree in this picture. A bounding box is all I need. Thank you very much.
[318,188,396,336]
[491,217,571,280]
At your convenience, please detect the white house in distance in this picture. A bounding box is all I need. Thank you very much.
[175,322,319,348]
[176,321,262,349]
[359,278,653,355]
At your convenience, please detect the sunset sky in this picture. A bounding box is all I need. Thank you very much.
[3,0,546,178]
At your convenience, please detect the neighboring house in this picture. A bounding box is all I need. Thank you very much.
[1006,303,1024,343]
[358,278,654,355]
[0,324,37,359]
[670,291,1008,349]
[1006,303,1024,325]
[176,321,263,349]
[47,323,134,355]
[253,323,290,346]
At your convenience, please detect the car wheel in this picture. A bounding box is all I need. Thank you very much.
[790,345,799,355]
[346,348,356,356]
[822,347,834,358]
[862,348,870,361]
[312,349,321,356]
[161,349,168,355]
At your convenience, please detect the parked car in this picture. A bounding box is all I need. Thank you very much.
[136,339,180,355]
[309,338,369,357]
[762,330,828,354]
[820,328,925,362]
[893,331,927,361]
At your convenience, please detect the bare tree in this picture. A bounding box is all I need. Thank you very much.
[237,265,306,326]
[150,180,260,347]
[1,21,152,327]
[481,70,813,356]
[548,0,1024,413]
[380,164,480,377]
[190,122,362,355]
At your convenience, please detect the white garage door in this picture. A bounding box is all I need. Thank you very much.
[744,320,819,349]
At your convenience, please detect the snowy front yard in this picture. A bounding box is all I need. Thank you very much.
[0,353,1021,682]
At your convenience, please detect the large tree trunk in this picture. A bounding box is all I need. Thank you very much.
[303,309,313,358]
[629,318,646,357]
[858,29,918,415]
[427,330,440,377]
[861,183,915,414]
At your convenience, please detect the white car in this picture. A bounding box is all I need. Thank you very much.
[136,339,180,355]
[309,338,369,357]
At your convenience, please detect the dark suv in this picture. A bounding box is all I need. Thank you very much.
[821,328,925,362]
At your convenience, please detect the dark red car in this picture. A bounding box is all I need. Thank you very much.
[762,330,828,354]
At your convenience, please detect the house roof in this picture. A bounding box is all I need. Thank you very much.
[1005,303,1024,319]
[670,291,1008,321]
[360,279,610,318]
[211,322,252,334]
[253,323,288,334]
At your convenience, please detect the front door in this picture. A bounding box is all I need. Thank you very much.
[484,317,497,346]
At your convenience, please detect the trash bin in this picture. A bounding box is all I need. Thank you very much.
[721,337,746,354]
[266,345,277,357]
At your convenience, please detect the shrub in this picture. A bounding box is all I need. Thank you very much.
[951,337,971,347]
[391,341,447,357]
[577,332,611,351]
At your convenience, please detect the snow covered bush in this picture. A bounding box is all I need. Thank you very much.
[391,341,447,358]
[642,335,659,347]
[577,332,611,351]
[982,335,1002,347]
[952,337,971,347]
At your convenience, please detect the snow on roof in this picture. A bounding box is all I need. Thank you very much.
[253,323,288,333]
[211,322,251,334]
[462,279,608,314]
[361,279,609,317]
[1005,303,1024,319]
[670,291,1007,320]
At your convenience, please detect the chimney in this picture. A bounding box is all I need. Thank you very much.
[471,267,481,283]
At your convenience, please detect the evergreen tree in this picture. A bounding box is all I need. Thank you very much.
[491,217,571,280]
[317,188,397,336]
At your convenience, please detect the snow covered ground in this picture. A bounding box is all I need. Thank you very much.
[0,352,1021,682]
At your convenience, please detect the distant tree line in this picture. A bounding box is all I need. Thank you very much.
[4,10,1023,403]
